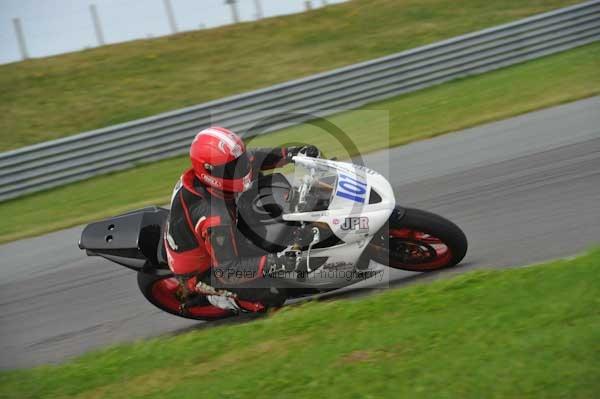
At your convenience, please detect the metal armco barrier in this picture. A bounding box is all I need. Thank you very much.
[1,0,599,202]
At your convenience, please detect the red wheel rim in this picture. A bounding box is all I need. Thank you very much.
[385,228,453,271]
[151,277,230,319]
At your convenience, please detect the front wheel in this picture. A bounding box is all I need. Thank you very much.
[366,207,467,272]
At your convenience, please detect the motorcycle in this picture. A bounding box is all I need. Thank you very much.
[79,156,467,320]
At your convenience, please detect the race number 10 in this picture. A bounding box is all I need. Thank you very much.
[336,174,367,203]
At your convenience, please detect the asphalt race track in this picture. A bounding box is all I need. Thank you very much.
[1,97,599,369]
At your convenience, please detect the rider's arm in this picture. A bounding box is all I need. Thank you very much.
[164,186,212,276]
[249,146,320,171]
[248,147,289,171]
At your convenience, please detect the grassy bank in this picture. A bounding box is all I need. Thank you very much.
[1,42,599,244]
[0,0,580,151]
[1,249,599,398]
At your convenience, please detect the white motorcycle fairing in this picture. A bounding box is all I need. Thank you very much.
[272,156,395,288]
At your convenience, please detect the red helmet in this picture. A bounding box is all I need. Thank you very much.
[189,127,253,192]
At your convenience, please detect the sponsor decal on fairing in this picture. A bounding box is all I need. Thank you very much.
[335,173,368,203]
[340,217,369,232]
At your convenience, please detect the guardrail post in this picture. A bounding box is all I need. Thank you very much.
[163,0,178,34]
[89,4,105,46]
[225,0,240,24]
[12,18,29,60]
[253,0,263,20]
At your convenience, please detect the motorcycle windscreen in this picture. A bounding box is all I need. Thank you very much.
[291,161,371,212]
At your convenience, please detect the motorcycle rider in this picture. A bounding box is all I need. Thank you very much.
[164,126,319,313]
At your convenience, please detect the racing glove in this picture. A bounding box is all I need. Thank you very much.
[286,145,320,160]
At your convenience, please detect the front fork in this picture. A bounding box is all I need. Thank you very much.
[365,205,407,246]
[357,205,406,268]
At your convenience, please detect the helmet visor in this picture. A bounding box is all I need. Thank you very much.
[211,153,251,179]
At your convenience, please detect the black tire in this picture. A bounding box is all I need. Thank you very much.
[137,272,235,321]
[366,207,467,272]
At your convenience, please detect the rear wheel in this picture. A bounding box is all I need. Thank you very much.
[367,207,467,272]
[137,272,233,321]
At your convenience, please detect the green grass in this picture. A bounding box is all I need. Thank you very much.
[0,0,581,151]
[1,249,599,398]
[1,42,599,244]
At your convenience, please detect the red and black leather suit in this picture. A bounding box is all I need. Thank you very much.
[164,147,289,295]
